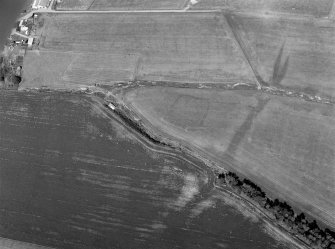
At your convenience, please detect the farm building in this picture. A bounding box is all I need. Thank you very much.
[32,0,49,9]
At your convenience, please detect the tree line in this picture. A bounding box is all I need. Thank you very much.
[217,172,335,249]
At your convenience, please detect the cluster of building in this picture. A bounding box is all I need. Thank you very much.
[1,9,41,89]
[10,14,38,49]
[0,0,50,89]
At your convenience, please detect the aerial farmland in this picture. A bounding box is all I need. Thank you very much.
[0,0,334,248]
[22,12,256,89]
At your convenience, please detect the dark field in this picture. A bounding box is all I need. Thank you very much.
[0,92,289,249]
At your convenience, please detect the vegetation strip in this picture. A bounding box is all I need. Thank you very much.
[101,80,335,105]
[216,172,335,249]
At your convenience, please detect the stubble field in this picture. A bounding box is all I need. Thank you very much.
[22,13,257,89]
[123,86,335,229]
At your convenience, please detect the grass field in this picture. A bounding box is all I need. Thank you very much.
[21,13,257,89]
[192,0,333,17]
[123,86,335,229]
[57,0,186,10]
[227,13,335,97]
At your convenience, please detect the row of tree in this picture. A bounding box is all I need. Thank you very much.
[217,172,335,249]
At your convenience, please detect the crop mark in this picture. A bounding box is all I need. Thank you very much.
[271,42,289,87]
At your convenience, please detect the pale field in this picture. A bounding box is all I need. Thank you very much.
[123,86,335,228]
[57,0,186,10]
[21,13,257,89]
[192,0,333,17]
[228,13,335,97]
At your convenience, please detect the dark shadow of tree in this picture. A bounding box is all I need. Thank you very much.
[271,42,290,86]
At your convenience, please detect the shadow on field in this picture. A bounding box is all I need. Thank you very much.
[271,42,290,87]
[222,97,270,166]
